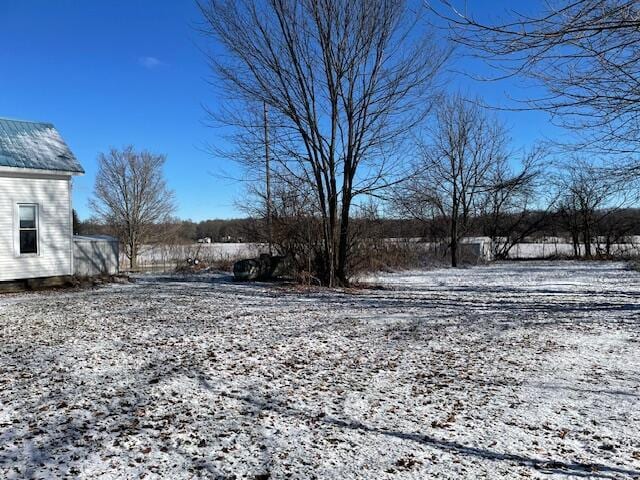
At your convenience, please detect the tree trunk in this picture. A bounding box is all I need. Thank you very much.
[450,219,458,268]
[336,196,352,286]
[583,217,592,258]
[129,242,138,271]
[583,231,592,258]
[571,230,580,257]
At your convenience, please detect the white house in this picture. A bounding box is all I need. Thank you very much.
[0,117,84,282]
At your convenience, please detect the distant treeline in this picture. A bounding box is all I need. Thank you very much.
[77,207,640,245]
[77,217,260,243]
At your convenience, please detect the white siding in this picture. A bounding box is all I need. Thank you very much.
[0,172,72,281]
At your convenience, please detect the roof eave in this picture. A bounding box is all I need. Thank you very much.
[0,165,83,177]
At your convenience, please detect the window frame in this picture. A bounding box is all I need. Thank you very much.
[16,203,39,256]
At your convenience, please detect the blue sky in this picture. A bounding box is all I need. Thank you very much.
[0,1,561,221]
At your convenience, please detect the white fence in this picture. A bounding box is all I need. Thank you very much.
[74,235,119,277]
[503,241,640,259]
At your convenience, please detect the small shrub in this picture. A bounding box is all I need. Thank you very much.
[349,240,442,276]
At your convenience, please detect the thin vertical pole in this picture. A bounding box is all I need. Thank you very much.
[264,101,273,255]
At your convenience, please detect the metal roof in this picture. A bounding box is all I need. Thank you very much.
[0,117,84,174]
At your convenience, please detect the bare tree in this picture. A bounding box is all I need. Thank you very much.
[554,159,631,258]
[394,95,507,267]
[198,0,448,286]
[480,150,550,259]
[430,1,640,168]
[594,207,640,256]
[90,146,176,270]
[72,209,81,236]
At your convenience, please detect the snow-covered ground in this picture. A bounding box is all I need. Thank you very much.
[1,261,639,479]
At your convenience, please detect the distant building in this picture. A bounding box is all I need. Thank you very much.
[0,117,84,282]
[221,235,243,243]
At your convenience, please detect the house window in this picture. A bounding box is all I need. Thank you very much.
[18,204,38,255]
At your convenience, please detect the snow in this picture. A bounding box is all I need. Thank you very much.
[1,261,639,479]
[2,127,72,166]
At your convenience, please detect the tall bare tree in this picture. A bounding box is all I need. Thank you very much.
[430,1,640,169]
[394,95,508,267]
[199,0,448,286]
[90,146,176,270]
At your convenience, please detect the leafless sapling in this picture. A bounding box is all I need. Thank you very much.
[90,146,176,270]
